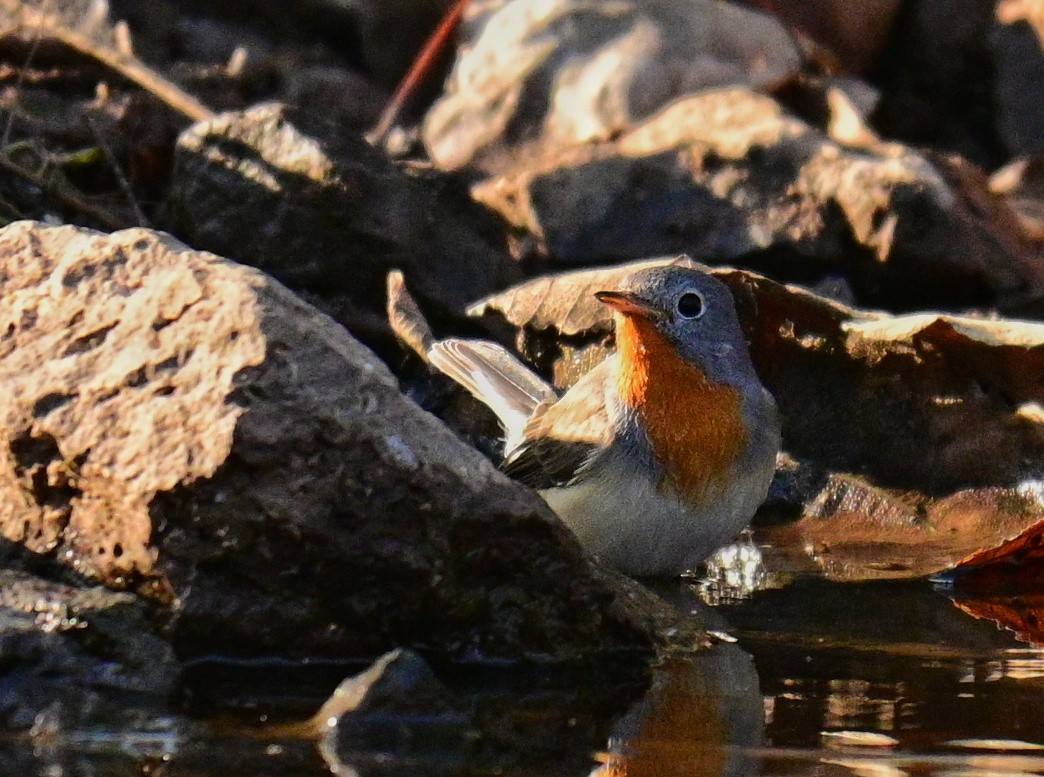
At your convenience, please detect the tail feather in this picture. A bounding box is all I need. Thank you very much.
[428,339,555,445]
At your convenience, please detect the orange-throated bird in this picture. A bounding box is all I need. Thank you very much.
[427,263,780,577]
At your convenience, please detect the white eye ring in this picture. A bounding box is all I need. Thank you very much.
[676,291,705,319]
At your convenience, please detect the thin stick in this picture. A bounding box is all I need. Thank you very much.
[84,113,149,227]
[367,0,470,146]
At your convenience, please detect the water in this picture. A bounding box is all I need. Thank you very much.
[2,576,1042,776]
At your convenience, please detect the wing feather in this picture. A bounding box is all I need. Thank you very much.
[503,358,618,489]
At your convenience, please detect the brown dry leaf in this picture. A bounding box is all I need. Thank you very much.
[470,257,1044,581]
[756,475,1044,581]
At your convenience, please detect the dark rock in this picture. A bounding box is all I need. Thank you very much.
[0,221,653,663]
[316,649,478,775]
[0,561,177,731]
[744,0,903,72]
[338,0,457,89]
[161,103,522,353]
[991,156,1044,255]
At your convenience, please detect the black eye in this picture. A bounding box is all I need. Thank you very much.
[676,292,704,319]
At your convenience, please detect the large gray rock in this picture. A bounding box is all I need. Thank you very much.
[0,221,652,663]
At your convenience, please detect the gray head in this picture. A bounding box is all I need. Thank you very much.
[594,264,759,386]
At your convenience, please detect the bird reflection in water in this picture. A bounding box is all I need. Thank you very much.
[592,640,764,777]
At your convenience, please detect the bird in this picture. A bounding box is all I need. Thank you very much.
[423,262,781,577]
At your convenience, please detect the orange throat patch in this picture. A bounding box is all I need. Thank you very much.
[615,314,747,507]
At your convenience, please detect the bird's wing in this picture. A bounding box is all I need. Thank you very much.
[503,358,617,489]
[428,338,557,445]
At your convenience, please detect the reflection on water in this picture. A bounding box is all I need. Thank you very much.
[642,574,1044,777]
[3,573,1044,775]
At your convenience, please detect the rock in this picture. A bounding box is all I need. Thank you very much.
[466,88,1043,312]
[161,103,522,353]
[422,0,801,172]
[991,156,1044,250]
[756,472,1044,581]
[0,220,653,663]
[0,557,177,731]
[316,649,478,775]
[874,0,1043,164]
[338,0,457,89]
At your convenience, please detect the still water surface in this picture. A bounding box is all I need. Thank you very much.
[5,576,1042,776]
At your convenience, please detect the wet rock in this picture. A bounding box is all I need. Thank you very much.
[0,559,177,731]
[756,473,1044,581]
[0,220,652,663]
[466,88,1042,312]
[422,0,801,172]
[316,649,478,775]
[161,103,522,352]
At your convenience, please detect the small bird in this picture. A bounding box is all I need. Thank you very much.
[425,263,780,577]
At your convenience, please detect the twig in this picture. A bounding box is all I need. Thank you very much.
[84,113,148,227]
[367,0,470,146]
[0,152,127,230]
[3,8,213,123]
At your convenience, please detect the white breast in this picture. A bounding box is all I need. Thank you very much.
[540,416,777,577]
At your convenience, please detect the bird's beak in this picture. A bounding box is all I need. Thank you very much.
[595,290,664,321]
